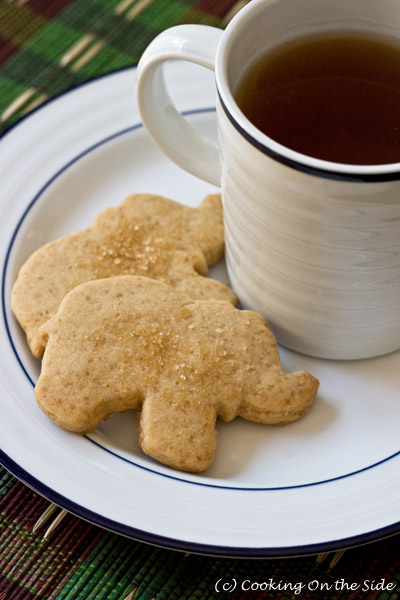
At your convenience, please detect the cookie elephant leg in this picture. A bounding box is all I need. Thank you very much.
[138,389,218,473]
[166,259,237,305]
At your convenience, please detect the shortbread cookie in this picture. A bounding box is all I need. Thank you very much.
[36,276,319,473]
[12,193,236,358]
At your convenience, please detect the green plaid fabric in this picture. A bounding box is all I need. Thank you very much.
[1,1,400,598]
[0,0,237,130]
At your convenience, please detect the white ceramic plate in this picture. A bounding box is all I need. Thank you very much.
[1,63,399,557]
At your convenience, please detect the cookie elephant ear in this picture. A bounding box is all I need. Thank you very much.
[138,388,218,473]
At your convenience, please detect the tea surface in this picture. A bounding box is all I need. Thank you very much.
[236,33,400,165]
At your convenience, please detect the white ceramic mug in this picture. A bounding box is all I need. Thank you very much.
[136,0,400,360]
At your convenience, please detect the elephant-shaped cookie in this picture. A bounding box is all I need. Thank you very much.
[35,276,319,473]
[12,193,236,358]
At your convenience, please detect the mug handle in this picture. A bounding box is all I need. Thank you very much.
[136,25,223,186]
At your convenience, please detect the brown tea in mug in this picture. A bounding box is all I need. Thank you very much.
[235,32,400,165]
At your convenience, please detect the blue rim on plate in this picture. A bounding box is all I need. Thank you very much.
[1,68,399,556]
[1,448,399,558]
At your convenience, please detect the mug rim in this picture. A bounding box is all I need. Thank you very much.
[214,0,400,182]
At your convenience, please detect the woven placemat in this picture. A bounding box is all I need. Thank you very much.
[1,466,400,600]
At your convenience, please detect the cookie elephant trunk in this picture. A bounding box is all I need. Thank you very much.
[238,369,319,426]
